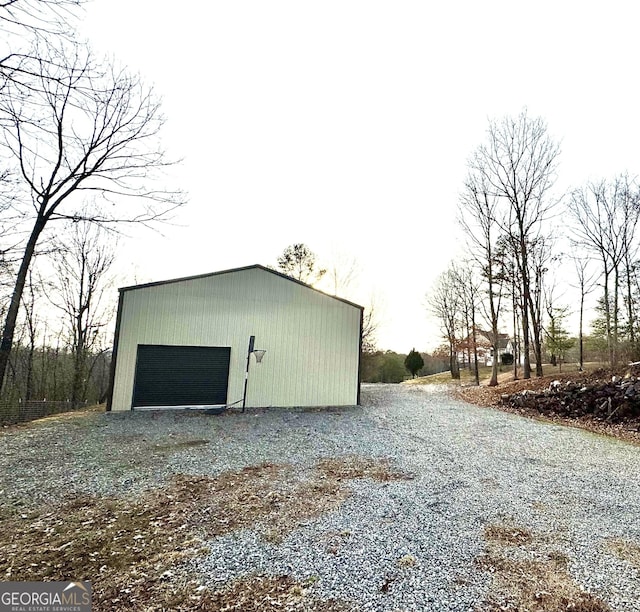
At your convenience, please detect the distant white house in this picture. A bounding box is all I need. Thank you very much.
[457,330,514,366]
[484,333,514,366]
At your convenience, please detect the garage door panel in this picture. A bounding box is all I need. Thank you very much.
[132,345,231,407]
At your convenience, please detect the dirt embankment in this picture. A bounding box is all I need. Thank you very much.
[456,367,640,446]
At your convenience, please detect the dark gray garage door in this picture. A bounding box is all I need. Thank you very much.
[132,345,231,408]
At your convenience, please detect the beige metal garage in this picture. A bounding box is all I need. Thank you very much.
[106,265,363,411]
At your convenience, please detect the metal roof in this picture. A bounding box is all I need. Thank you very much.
[118,263,364,311]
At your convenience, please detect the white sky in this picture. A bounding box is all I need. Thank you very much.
[79,0,640,352]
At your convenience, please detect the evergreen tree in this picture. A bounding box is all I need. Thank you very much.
[404,348,425,378]
[276,244,326,285]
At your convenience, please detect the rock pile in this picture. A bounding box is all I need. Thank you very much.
[501,365,640,426]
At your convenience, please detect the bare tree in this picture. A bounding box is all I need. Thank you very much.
[428,265,462,380]
[455,262,482,385]
[323,250,360,297]
[570,252,597,371]
[1,0,86,106]
[503,251,522,380]
[276,243,326,285]
[620,186,640,354]
[360,297,381,354]
[568,176,639,366]
[1,1,83,260]
[458,171,506,386]
[0,42,183,392]
[528,235,554,374]
[48,221,115,404]
[470,110,560,378]
[19,268,40,399]
[1,0,82,39]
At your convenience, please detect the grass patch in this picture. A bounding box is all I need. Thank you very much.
[0,455,399,610]
[478,523,610,611]
[484,524,533,546]
[403,365,508,386]
[606,537,640,569]
[317,456,411,482]
[201,574,351,611]
[477,554,610,612]
[409,361,607,388]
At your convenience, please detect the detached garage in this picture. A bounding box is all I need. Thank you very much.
[106,265,363,411]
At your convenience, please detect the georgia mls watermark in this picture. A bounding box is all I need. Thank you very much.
[0,582,91,612]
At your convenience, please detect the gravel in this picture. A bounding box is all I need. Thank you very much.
[1,383,639,610]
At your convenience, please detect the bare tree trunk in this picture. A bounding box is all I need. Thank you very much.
[579,286,585,371]
[471,310,479,386]
[520,243,532,378]
[490,323,499,386]
[603,269,614,367]
[512,277,519,381]
[613,266,620,364]
[52,338,61,400]
[19,274,37,401]
[0,219,45,393]
[70,257,87,405]
[463,308,471,371]
[71,345,85,404]
[25,343,35,400]
[626,259,635,349]
[488,266,500,387]
[527,284,544,377]
[572,255,596,372]
[450,347,460,380]
[528,305,544,376]
[40,329,48,398]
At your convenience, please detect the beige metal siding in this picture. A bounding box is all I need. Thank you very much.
[110,267,361,410]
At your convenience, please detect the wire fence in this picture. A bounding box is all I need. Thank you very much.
[0,399,90,426]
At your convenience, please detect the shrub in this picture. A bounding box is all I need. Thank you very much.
[501,352,514,366]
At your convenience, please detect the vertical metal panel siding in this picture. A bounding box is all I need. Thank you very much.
[110,268,361,411]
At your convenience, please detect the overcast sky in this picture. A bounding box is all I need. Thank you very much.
[80,1,640,352]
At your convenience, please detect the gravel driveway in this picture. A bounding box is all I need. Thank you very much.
[1,383,639,611]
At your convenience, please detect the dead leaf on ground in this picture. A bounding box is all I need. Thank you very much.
[0,455,401,611]
[477,523,610,612]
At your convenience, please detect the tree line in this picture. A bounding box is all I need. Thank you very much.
[361,349,447,383]
[428,110,639,385]
[0,0,183,403]
[5,5,634,402]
